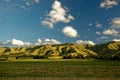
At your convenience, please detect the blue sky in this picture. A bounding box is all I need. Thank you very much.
[0,0,120,46]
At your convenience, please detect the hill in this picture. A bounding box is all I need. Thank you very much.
[0,41,120,60]
[90,41,120,60]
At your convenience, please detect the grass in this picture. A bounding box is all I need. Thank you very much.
[0,59,120,80]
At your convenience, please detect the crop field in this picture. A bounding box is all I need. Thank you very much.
[0,59,120,80]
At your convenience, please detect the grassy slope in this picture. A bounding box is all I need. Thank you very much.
[90,41,120,58]
[0,41,120,59]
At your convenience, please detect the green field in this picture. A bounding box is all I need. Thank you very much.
[0,59,120,80]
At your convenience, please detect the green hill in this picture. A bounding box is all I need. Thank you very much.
[0,41,120,60]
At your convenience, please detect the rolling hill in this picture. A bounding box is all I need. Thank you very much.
[0,41,120,60]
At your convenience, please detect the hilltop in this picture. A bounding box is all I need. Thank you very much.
[0,41,120,60]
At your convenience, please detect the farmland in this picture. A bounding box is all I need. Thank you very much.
[0,59,120,80]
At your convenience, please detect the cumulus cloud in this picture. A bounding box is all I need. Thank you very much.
[102,29,119,36]
[113,39,120,42]
[43,39,61,45]
[100,0,118,9]
[62,26,79,38]
[35,38,61,45]
[41,0,74,28]
[11,39,25,46]
[1,39,31,46]
[0,38,61,46]
[76,40,95,45]
[35,39,42,45]
[111,18,120,28]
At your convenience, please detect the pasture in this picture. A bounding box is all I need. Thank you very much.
[0,59,120,80]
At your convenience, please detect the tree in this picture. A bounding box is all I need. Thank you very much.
[60,46,68,56]
[76,54,84,59]
[67,47,76,53]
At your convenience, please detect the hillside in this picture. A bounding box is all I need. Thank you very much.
[90,41,120,59]
[0,41,120,60]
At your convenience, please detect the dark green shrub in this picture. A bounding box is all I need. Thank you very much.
[76,54,84,59]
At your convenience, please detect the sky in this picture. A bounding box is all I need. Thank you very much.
[0,0,120,46]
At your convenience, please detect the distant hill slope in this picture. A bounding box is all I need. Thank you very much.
[89,41,120,59]
[0,42,120,60]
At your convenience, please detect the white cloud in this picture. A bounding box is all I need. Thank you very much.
[96,22,102,28]
[3,0,40,11]
[25,1,31,6]
[96,36,110,42]
[88,23,93,26]
[111,18,120,28]
[97,36,109,40]
[24,42,32,46]
[35,38,61,45]
[88,22,102,28]
[96,31,101,35]
[112,18,120,24]
[15,4,30,11]
[43,39,61,45]
[41,20,54,29]
[0,38,61,46]
[35,39,42,45]
[76,40,95,45]
[4,0,11,2]
[100,0,118,9]
[103,29,119,36]
[24,0,40,6]
[11,39,24,46]
[34,0,40,3]
[62,26,79,38]
[1,39,31,46]
[113,39,120,42]
[42,0,74,28]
